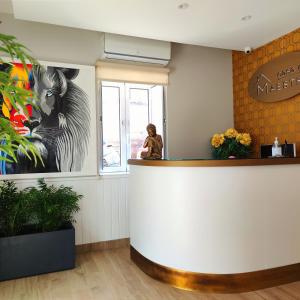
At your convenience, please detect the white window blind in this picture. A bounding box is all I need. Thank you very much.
[96,60,169,85]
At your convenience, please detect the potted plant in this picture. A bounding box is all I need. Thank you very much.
[211,128,252,159]
[0,179,81,281]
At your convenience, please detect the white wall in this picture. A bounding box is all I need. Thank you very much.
[0,13,234,244]
[14,175,129,245]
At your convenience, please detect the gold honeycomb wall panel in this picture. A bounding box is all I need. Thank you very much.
[233,28,300,157]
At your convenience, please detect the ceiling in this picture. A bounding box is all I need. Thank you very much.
[3,0,300,50]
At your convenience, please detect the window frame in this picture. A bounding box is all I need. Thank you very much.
[100,81,166,174]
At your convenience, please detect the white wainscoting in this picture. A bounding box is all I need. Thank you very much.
[12,175,129,245]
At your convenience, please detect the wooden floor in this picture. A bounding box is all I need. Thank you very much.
[1,247,300,300]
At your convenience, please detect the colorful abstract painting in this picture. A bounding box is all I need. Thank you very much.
[0,61,96,176]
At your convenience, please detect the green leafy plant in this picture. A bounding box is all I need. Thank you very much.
[0,33,42,165]
[0,179,81,237]
[26,178,81,232]
[211,128,252,159]
[0,180,32,236]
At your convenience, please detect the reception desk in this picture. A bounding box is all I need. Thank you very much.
[128,158,300,293]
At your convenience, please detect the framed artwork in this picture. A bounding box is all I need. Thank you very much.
[0,60,97,178]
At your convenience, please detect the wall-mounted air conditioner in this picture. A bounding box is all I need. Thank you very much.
[100,33,171,66]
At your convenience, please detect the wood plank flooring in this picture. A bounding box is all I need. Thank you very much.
[1,247,300,300]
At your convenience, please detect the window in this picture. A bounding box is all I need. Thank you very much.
[100,81,165,173]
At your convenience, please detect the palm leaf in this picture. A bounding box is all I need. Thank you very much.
[0,33,44,168]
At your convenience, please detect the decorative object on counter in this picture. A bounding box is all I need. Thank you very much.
[140,123,163,160]
[261,142,296,158]
[0,179,81,281]
[283,140,289,157]
[211,128,251,159]
[272,137,282,157]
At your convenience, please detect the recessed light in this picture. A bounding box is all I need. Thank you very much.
[178,3,189,10]
[241,15,252,21]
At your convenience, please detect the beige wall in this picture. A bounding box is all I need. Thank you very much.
[167,43,233,158]
[0,13,102,65]
[0,13,234,157]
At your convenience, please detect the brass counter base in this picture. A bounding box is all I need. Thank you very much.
[130,245,300,293]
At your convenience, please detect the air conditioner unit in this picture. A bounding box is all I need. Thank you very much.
[100,33,171,66]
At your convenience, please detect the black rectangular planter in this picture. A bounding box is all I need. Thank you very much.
[0,223,75,281]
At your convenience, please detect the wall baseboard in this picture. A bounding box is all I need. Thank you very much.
[76,238,129,254]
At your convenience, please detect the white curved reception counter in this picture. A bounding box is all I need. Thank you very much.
[128,158,300,292]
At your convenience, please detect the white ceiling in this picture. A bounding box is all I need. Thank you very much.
[5,0,300,50]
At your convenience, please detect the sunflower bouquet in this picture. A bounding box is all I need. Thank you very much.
[211,128,252,159]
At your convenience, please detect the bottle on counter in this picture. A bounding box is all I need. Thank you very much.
[272,137,282,157]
